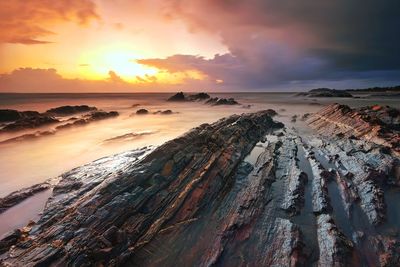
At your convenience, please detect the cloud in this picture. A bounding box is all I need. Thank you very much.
[147,0,400,89]
[0,0,98,44]
[108,71,125,83]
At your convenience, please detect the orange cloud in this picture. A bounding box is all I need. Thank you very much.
[0,0,98,45]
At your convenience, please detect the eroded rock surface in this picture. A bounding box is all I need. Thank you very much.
[1,106,400,267]
[307,103,400,156]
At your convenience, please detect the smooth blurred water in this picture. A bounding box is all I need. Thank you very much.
[0,92,398,197]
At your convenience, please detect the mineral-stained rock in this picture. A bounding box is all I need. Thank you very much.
[0,110,283,266]
[46,105,97,116]
[307,103,400,156]
[316,214,354,267]
[278,137,308,215]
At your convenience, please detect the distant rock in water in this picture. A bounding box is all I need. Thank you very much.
[46,105,97,115]
[167,92,210,102]
[0,109,40,122]
[104,131,156,143]
[153,110,174,115]
[56,111,119,130]
[136,109,149,115]
[206,97,240,105]
[1,115,59,132]
[187,92,210,101]
[297,88,353,98]
[167,92,186,101]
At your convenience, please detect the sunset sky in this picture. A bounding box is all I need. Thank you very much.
[1,0,399,92]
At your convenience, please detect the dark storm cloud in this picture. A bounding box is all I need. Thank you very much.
[142,0,400,89]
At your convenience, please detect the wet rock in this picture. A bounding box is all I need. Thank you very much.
[153,110,173,115]
[1,115,59,132]
[46,105,97,116]
[0,109,40,122]
[103,131,155,143]
[0,111,282,266]
[205,97,239,105]
[56,111,119,129]
[307,103,400,156]
[278,137,307,215]
[0,130,56,144]
[316,214,355,266]
[308,156,331,214]
[136,109,149,115]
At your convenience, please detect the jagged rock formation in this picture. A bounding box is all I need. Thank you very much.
[167,92,210,102]
[205,97,239,105]
[307,103,400,156]
[0,111,119,144]
[1,115,59,132]
[1,106,400,267]
[46,105,97,116]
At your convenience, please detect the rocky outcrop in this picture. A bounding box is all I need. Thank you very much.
[307,103,400,156]
[1,105,399,266]
[167,92,186,101]
[297,88,353,98]
[205,97,239,105]
[55,111,119,130]
[167,92,210,102]
[0,109,40,122]
[1,115,59,132]
[316,214,354,267]
[135,109,149,115]
[153,110,174,115]
[0,111,283,266]
[187,93,210,101]
[46,105,97,116]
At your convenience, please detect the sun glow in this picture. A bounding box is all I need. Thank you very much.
[78,46,158,82]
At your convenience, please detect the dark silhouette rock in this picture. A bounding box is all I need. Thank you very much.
[46,105,97,115]
[297,88,353,98]
[1,115,59,132]
[187,93,210,101]
[167,92,186,102]
[153,110,173,115]
[136,109,149,115]
[0,109,40,122]
[205,97,240,105]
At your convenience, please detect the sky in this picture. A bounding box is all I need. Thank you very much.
[0,0,399,92]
